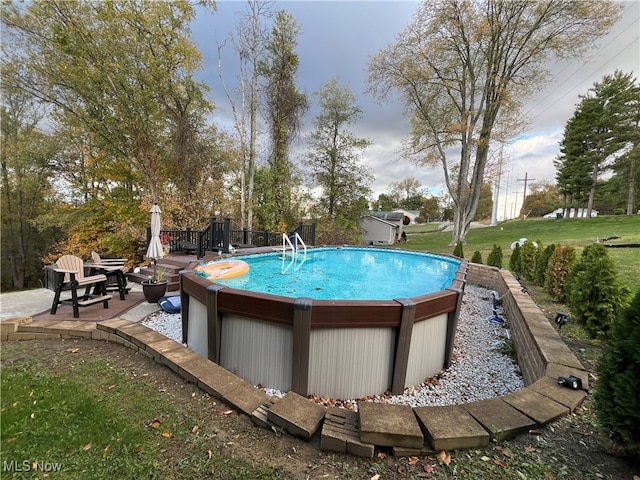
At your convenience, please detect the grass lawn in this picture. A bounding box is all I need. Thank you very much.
[404,215,640,295]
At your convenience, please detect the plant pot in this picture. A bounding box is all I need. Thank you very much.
[142,281,168,303]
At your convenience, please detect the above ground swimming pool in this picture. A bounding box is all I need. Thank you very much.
[195,247,461,300]
[180,246,468,399]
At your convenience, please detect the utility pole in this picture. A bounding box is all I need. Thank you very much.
[517,172,535,219]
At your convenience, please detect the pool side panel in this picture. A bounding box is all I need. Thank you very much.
[220,314,293,392]
[404,313,449,388]
[308,327,395,399]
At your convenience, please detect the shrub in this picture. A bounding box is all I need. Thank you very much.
[316,217,362,245]
[453,241,464,258]
[520,240,539,281]
[595,290,640,454]
[509,243,521,273]
[535,243,555,286]
[544,245,576,302]
[486,244,503,268]
[471,251,483,264]
[565,243,630,338]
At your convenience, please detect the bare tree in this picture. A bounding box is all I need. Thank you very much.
[368,0,621,244]
[217,0,274,231]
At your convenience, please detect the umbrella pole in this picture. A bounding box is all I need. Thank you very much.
[153,258,157,283]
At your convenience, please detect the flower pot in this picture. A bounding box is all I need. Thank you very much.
[142,281,168,303]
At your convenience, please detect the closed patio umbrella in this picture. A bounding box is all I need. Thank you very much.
[145,203,164,281]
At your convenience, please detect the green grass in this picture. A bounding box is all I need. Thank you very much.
[405,215,640,294]
[0,345,281,480]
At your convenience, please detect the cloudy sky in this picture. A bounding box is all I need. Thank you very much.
[192,1,639,219]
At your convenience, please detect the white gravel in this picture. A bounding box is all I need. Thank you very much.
[141,284,523,407]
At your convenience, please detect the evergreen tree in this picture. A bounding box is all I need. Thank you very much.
[595,290,640,454]
[565,243,630,338]
[509,243,521,273]
[486,244,503,268]
[555,71,639,217]
[453,241,464,259]
[536,244,556,286]
[544,245,576,302]
[471,251,483,264]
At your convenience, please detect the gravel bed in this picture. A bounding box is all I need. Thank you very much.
[141,284,523,408]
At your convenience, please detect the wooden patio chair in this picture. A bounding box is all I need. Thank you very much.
[50,254,112,318]
[88,251,130,300]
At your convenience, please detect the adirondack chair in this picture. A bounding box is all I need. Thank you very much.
[88,251,130,300]
[50,255,111,318]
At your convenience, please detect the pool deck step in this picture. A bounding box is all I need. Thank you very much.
[2,315,588,460]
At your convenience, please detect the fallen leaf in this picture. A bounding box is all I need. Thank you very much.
[191,425,199,433]
[481,456,491,462]
[529,429,543,435]
[108,384,116,390]
[502,448,514,458]
[633,476,640,480]
[149,419,162,429]
[218,410,233,415]
[206,450,212,459]
[494,459,508,468]
[424,463,434,473]
[370,475,380,480]
[68,348,80,353]
[574,406,586,416]
[436,450,451,466]
[83,444,92,451]
[377,451,387,459]
[524,445,536,453]
[161,431,173,438]
[408,456,419,465]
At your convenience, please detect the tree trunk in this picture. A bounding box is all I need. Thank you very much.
[626,144,637,215]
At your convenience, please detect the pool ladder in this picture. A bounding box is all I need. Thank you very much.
[281,233,307,273]
[282,232,307,256]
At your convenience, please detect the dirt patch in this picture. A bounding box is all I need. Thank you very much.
[2,338,638,479]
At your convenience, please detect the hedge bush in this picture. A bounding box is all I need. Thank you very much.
[486,244,503,268]
[595,290,640,454]
[453,241,464,258]
[565,243,630,338]
[471,251,483,264]
[535,243,555,286]
[544,245,576,302]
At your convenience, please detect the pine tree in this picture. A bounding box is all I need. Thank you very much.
[544,245,576,302]
[486,244,503,268]
[595,290,640,454]
[565,243,630,338]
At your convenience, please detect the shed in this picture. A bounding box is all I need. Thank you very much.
[360,215,400,245]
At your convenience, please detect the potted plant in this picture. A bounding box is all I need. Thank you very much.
[142,262,168,303]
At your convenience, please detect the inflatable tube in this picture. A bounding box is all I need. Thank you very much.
[195,259,249,281]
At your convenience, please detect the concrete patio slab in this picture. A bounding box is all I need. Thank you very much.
[414,405,490,451]
[503,389,570,425]
[267,391,326,441]
[358,401,423,449]
[528,376,587,412]
[464,397,536,441]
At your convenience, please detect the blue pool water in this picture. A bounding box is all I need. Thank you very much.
[197,247,460,301]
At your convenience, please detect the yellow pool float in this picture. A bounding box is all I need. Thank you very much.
[195,259,249,281]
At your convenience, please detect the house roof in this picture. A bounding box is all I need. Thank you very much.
[368,211,404,222]
[360,215,400,228]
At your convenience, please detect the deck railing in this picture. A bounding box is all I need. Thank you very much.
[147,218,315,258]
